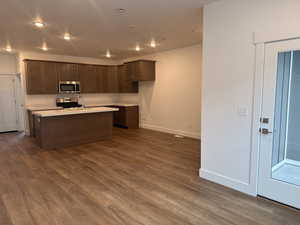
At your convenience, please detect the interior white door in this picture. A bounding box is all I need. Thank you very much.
[0,76,18,132]
[258,39,300,209]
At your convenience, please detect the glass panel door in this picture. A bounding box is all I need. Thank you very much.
[258,38,300,209]
[272,50,300,187]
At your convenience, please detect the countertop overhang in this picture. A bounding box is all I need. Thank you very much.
[26,103,138,111]
[33,107,119,117]
[27,106,63,111]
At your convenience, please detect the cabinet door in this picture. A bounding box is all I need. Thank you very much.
[25,60,58,94]
[96,66,106,93]
[79,65,99,93]
[41,62,58,94]
[113,106,139,128]
[56,63,79,81]
[118,64,138,93]
[104,66,119,93]
[113,106,126,125]
[127,60,156,81]
[126,62,137,80]
[137,61,155,81]
[25,61,44,94]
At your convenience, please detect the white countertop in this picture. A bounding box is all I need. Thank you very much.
[27,103,138,113]
[33,107,119,117]
[85,103,139,107]
[26,106,63,111]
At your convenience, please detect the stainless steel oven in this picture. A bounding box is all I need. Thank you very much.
[59,81,80,94]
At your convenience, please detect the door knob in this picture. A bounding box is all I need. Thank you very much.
[259,128,273,135]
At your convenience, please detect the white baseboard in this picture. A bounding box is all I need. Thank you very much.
[140,123,200,139]
[199,168,256,196]
[24,129,30,136]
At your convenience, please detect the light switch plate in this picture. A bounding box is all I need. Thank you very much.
[237,107,248,117]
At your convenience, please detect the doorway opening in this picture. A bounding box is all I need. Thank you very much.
[0,75,19,133]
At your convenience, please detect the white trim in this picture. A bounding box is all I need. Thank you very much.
[272,160,286,172]
[254,31,300,44]
[0,73,19,76]
[140,123,200,139]
[286,159,300,167]
[284,52,294,160]
[248,43,265,196]
[199,169,256,196]
[271,159,300,173]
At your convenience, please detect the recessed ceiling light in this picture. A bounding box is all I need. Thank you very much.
[116,8,126,14]
[150,40,156,48]
[135,45,141,51]
[106,51,111,58]
[64,33,71,41]
[41,43,48,51]
[192,27,201,33]
[5,45,12,52]
[34,21,45,28]
[128,25,136,29]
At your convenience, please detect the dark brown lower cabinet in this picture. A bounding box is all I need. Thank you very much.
[34,112,113,149]
[28,108,63,137]
[28,110,35,137]
[29,105,139,138]
[111,105,139,128]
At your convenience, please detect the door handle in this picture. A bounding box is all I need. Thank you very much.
[259,128,273,135]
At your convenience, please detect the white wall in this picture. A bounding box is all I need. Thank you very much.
[201,0,300,195]
[0,53,18,74]
[120,44,202,139]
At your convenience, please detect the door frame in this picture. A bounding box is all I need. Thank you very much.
[252,34,300,196]
[0,73,23,132]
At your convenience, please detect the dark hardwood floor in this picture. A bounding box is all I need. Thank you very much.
[0,128,299,225]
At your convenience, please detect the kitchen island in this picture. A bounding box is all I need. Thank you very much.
[33,107,118,149]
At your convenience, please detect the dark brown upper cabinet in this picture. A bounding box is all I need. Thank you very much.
[43,62,59,94]
[125,60,156,81]
[25,60,58,95]
[95,65,106,93]
[103,66,119,93]
[56,63,80,81]
[79,65,99,93]
[24,59,155,95]
[118,64,138,93]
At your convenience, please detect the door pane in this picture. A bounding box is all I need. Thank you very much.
[272,50,300,186]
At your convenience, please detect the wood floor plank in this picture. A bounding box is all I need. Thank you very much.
[0,128,299,225]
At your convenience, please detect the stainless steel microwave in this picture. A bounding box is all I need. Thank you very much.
[59,81,80,94]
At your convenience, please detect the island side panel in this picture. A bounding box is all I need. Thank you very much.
[28,110,35,137]
[35,112,113,149]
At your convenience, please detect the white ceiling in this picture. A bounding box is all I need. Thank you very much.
[0,0,213,59]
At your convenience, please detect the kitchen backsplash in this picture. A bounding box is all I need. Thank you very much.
[26,93,120,107]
